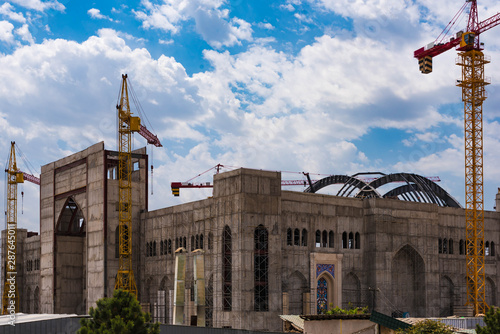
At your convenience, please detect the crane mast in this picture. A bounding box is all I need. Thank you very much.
[114,74,139,296]
[2,142,23,314]
[414,0,500,315]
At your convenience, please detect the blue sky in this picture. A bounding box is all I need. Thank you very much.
[1,0,500,233]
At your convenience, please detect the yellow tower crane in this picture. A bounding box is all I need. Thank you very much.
[2,142,24,314]
[414,0,500,315]
[115,74,140,296]
[114,74,162,297]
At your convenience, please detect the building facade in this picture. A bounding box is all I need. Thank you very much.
[2,143,500,332]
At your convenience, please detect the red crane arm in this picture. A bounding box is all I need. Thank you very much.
[415,11,500,59]
[20,171,40,185]
[414,38,461,59]
[139,124,162,147]
[478,12,500,34]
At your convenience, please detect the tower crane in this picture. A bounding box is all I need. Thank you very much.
[2,142,40,315]
[114,74,162,297]
[414,0,500,315]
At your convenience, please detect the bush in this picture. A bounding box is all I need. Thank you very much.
[77,289,160,334]
[396,319,454,334]
[476,307,500,334]
[324,303,369,315]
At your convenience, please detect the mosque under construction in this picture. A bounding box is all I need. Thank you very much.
[1,141,499,332]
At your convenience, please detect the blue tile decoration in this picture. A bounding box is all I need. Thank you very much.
[316,264,334,278]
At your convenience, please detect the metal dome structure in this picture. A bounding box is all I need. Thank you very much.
[304,172,461,208]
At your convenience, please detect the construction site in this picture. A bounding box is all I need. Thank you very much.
[1,0,500,333]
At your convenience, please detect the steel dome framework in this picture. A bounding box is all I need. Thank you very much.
[304,172,461,208]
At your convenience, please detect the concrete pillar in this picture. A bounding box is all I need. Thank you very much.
[193,249,205,327]
[173,248,186,325]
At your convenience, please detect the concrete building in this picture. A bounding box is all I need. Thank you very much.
[1,142,500,332]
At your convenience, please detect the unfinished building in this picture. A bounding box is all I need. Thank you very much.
[1,142,500,332]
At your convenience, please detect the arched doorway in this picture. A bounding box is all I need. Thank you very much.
[439,276,454,317]
[343,272,361,309]
[391,245,425,316]
[316,273,334,314]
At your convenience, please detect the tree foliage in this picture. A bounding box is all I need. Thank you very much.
[324,303,369,315]
[77,289,160,334]
[476,307,500,334]
[396,319,454,334]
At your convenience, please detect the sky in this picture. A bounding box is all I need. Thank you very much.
[1,0,500,233]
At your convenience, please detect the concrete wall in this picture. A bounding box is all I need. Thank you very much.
[141,168,500,331]
[39,142,147,314]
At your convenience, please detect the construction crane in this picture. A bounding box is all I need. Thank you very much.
[414,0,500,315]
[114,74,162,297]
[2,142,40,315]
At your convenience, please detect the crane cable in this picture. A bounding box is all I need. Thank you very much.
[434,2,468,44]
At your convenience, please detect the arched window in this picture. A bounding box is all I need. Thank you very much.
[322,230,327,248]
[459,239,464,255]
[196,235,200,249]
[222,226,232,311]
[328,231,334,248]
[153,241,157,256]
[315,230,321,247]
[168,239,172,254]
[355,232,360,249]
[348,232,354,249]
[254,225,269,312]
[175,238,179,250]
[491,242,495,256]
[449,239,453,254]
[287,228,292,246]
[301,229,308,246]
[317,277,328,314]
[160,240,164,255]
[342,232,347,249]
[485,241,490,256]
[294,229,300,246]
[183,237,186,249]
[439,238,443,254]
[146,242,149,257]
[55,197,85,236]
[200,234,204,249]
[191,236,195,251]
[443,238,448,254]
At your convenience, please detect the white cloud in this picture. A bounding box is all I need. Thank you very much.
[15,24,34,44]
[0,3,27,23]
[0,20,15,43]
[159,39,174,45]
[88,8,114,22]
[133,0,253,47]
[9,0,65,12]
[257,22,274,30]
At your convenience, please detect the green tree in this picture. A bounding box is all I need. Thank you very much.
[476,307,500,334]
[77,289,160,334]
[396,319,454,334]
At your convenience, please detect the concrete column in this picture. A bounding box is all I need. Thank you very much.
[173,248,186,325]
[193,250,205,327]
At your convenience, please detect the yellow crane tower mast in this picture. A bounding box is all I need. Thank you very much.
[114,74,140,296]
[2,142,24,314]
[414,1,500,315]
